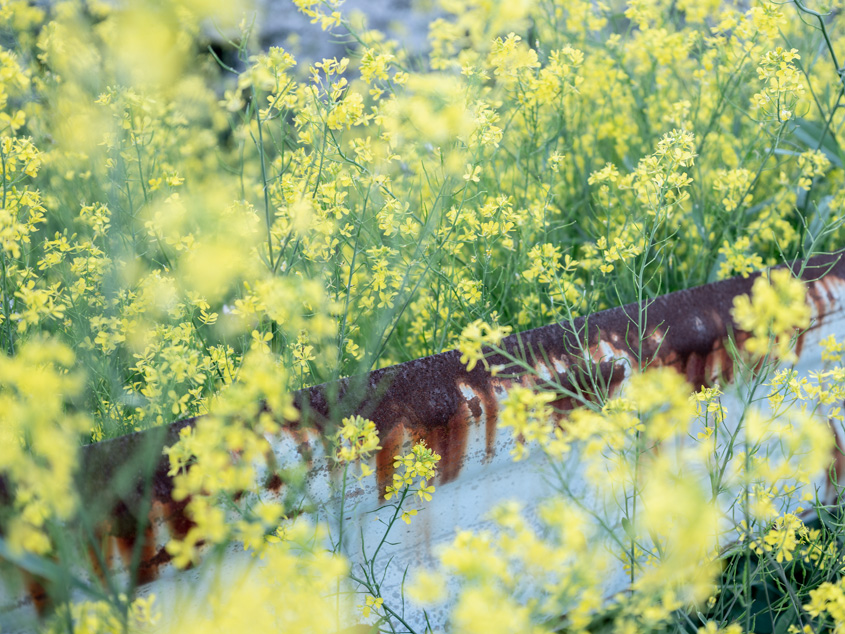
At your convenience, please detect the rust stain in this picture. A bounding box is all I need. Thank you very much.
[465,392,482,420]
[26,578,48,616]
[163,498,193,541]
[266,473,284,492]
[426,407,469,485]
[482,386,500,462]
[376,424,406,499]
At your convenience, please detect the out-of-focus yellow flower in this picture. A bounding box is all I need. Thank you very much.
[731,269,811,363]
[457,319,511,372]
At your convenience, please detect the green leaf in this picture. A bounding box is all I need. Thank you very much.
[621,516,636,540]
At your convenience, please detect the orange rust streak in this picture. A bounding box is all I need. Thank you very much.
[482,387,499,462]
[26,577,48,617]
[424,407,469,485]
[115,523,159,586]
[376,424,406,501]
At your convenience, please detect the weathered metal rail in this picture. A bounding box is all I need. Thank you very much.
[3,252,845,631]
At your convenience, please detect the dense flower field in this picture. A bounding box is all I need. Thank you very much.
[3,0,845,631]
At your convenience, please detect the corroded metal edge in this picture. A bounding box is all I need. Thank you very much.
[14,251,845,615]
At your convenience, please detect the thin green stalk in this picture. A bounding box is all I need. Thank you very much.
[794,0,842,74]
[347,572,420,634]
[251,85,275,268]
[369,486,410,569]
[0,148,12,356]
[128,108,149,206]
[336,463,349,555]
[336,188,369,373]
[1,248,13,356]
[335,463,350,631]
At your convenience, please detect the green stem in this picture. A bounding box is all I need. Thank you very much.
[347,573,420,634]
[0,148,12,356]
[793,1,841,75]
[337,463,349,554]
[252,86,275,268]
[1,249,13,356]
[128,108,149,206]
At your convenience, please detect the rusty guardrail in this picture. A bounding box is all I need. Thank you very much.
[3,252,845,631]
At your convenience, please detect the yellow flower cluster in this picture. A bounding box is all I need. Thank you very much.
[163,350,296,567]
[692,383,726,440]
[624,129,696,216]
[751,47,805,122]
[0,339,88,555]
[500,385,560,461]
[746,512,816,564]
[418,499,604,634]
[717,237,764,279]
[333,414,381,478]
[713,168,753,213]
[169,523,352,633]
[627,367,695,441]
[797,149,831,191]
[804,578,845,623]
[44,595,159,634]
[731,269,811,363]
[384,440,441,503]
[457,319,512,372]
[522,243,576,284]
[334,414,380,462]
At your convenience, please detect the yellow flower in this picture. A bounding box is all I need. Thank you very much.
[457,319,511,372]
[334,415,381,464]
[500,386,557,460]
[408,569,447,605]
[463,164,482,183]
[731,269,811,363]
[384,440,440,501]
[359,595,384,618]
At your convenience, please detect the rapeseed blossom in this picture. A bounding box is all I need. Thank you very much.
[0,0,844,632]
[731,269,811,363]
[384,440,441,502]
